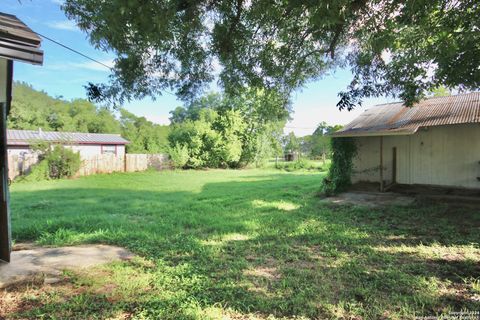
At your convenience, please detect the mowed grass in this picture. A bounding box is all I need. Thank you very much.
[3,169,480,319]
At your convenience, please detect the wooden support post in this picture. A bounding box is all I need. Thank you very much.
[0,60,13,262]
[392,147,397,184]
[379,136,384,192]
[0,102,10,262]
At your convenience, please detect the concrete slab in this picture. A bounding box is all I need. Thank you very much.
[322,191,416,208]
[0,245,134,289]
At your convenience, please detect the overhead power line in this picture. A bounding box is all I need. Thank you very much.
[35,32,113,70]
[34,32,179,98]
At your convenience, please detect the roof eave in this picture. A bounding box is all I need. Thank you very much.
[77,141,129,145]
[330,129,416,138]
[0,39,43,65]
[8,141,130,146]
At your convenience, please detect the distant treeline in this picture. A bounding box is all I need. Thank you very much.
[9,82,169,153]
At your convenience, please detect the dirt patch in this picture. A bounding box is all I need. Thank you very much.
[0,291,22,317]
[243,257,281,280]
[243,266,280,280]
[326,182,480,209]
[322,191,415,208]
[439,283,480,305]
[0,280,83,318]
[243,257,282,295]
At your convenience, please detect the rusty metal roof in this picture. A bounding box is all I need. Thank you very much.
[0,12,43,64]
[7,129,129,146]
[332,92,480,137]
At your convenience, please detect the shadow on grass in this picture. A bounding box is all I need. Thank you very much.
[6,172,480,319]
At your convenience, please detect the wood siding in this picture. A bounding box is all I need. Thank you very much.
[352,124,480,189]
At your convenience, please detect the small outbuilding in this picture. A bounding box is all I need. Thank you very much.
[7,129,129,159]
[332,93,480,191]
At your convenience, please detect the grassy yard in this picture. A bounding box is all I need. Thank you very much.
[2,169,480,319]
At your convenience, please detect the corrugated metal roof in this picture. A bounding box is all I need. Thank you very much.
[7,129,129,146]
[332,92,480,137]
[0,12,43,65]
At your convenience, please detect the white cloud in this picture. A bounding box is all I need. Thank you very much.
[51,0,65,5]
[144,114,170,125]
[284,105,364,137]
[73,60,114,71]
[286,95,397,137]
[46,20,77,31]
[46,59,114,72]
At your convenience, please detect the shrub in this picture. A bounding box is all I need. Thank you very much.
[17,145,81,182]
[45,145,81,179]
[321,137,357,196]
[275,158,324,171]
[286,158,308,171]
[168,143,189,169]
[168,109,246,168]
[16,160,50,182]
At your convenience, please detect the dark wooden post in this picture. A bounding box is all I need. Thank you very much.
[0,15,44,262]
[392,147,397,184]
[0,60,13,262]
[379,136,384,192]
[0,100,11,262]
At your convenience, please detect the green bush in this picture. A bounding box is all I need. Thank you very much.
[45,145,81,179]
[17,145,81,182]
[167,90,287,169]
[168,109,246,168]
[16,160,50,182]
[321,137,357,196]
[168,143,189,169]
[274,158,326,172]
[283,158,308,171]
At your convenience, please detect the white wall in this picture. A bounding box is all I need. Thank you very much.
[70,144,126,158]
[69,145,102,159]
[117,145,125,156]
[352,124,480,189]
[7,147,33,157]
[8,144,126,160]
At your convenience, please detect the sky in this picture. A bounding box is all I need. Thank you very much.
[4,0,395,136]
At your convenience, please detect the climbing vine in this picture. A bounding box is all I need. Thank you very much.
[321,137,357,196]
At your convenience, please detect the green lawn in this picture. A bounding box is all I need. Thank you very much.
[4,169,480,319]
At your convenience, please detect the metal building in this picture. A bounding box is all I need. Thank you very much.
[332,93,480,191]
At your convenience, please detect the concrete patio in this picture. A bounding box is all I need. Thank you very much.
[0,244,133,289]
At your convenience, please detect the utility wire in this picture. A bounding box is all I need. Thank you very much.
[35,32,113,70]
[35,32,179,98]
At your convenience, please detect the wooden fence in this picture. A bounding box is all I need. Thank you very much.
[8,153,39,180]
[8,153,170,180]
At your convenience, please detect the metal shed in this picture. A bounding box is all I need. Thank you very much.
[332,93,480,191]
[0,12,43,262]
[7,129,129,159]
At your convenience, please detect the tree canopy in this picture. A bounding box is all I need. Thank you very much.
[305,122,343,159]
[282,123,342,160]
[168,89,287,168]
[63,0,480,109]
[9,82,169,153]
[10,82,120,133]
